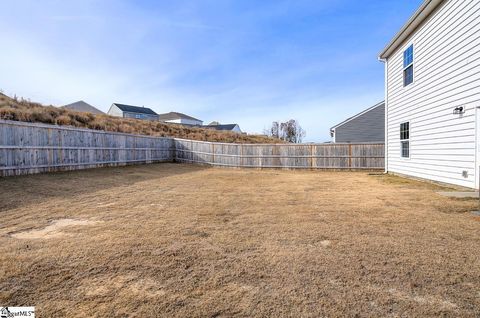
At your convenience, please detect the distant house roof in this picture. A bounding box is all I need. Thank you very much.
[158,112,202,122]
[62,101,105,115]
[112,103,158,115]
[330,101,385,131]
[205,124,239,131]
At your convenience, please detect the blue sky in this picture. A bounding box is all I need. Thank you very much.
[0,0,422,141]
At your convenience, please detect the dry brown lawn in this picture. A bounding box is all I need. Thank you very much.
[0,164,479,317]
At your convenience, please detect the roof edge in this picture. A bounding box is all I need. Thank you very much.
[205,124,238,128]
[158,112,202,122]
[330,101,385,131]
[378,0,444,60]
[111,103,158,115]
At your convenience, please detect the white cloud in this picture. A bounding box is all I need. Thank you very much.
[0,0,386,141]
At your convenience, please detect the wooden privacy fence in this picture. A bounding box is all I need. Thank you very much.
[0,120,384,176]
[0,120,174,176]
[174,139,384,169]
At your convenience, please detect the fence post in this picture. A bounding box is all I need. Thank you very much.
[310,145,314,169]
[133,136,136,162]
[240,144,244,168]
[212,143,215,165]
[260,145,263,169]
[190,140,193,162]
[348,144,352,169]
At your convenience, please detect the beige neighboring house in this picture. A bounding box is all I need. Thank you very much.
[158,112,203,126]
[107,103,159,121]
[62,101,105,115]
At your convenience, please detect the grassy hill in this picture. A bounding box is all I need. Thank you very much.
[0,93,280,143]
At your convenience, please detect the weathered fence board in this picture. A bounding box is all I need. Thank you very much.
[173,139,384,170]
[0,120,174,176]
[0,121,384,177]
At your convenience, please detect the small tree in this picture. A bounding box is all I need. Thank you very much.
[266,119,306,143]
[271,121,280,139]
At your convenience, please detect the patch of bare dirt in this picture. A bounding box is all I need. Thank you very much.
[9,219,100,240]
[80,275,166,298]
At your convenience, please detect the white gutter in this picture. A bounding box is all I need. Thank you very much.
[379,57,388,173]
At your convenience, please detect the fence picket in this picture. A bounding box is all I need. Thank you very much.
[0,120,384,176]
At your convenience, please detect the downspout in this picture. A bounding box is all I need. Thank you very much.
[379,57,388,174]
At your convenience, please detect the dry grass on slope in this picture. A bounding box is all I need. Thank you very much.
[0,93,281,143]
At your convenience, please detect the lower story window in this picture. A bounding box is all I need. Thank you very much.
[400,122,410,158]
[401,141,410,158]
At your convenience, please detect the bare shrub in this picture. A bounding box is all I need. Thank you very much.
[56,115,72,126]
[118,123,135,134]
[71,112,91,125]
[0,93,283,143]
[31,110,55,124]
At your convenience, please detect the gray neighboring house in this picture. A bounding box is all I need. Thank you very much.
[158,112,203,126]
[330,101,385,143]
[62,101,105,115]
[205,122,242,133]
[107,103,159,121]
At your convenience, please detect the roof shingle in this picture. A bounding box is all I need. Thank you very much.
[205,124,239,131]
[63,101,105,115]
[158,112,202,122]
[113,103,158,115]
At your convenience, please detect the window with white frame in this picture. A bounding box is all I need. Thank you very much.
[400,122,410,158]
[403,45,414,86]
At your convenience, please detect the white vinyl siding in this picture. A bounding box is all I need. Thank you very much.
[165,118,203,126]
[107,104,123,117]
[231,125,242,133]
[385,0,480,188]
[332,102,385,143]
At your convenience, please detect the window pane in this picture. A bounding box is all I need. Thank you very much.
[403,45,414,68]
[400,122,410,141]
[404,65,414,86]
[401,141,410,158]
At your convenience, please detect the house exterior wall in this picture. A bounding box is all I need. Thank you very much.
[385,0,480,188]
[107,104,123,117]
[231,125,242,133]
[107,105,159,120]
[165,118,203,126]
[333,104,385,143]
[123,112,159,121]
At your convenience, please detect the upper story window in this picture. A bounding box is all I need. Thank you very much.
[400,122,410,158]
[403,45,414,86]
